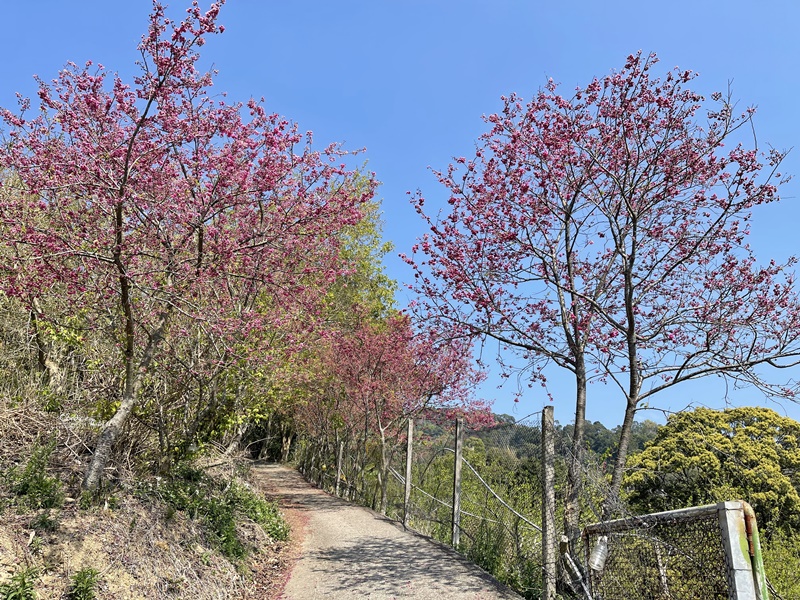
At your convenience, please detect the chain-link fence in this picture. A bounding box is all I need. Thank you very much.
[582,501,770,600]
[294,414,776,600]
[295,412,548,598]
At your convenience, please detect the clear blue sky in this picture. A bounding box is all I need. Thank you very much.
[2,1,799,426]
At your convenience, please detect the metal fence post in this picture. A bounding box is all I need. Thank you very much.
[404,418,414,529]
[542,405,557,600]
[452,417,464,548]
[718,501,760,600]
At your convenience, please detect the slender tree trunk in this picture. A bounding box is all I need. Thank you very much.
[30,299,66,395]
[83,310,170,491]
[223,422,248,456]
[31,311,48,374]
[603,251,641,519]
[564,356,587,548]
[280,423,294,462]
[84,378,141,490]
[605,397,637,519]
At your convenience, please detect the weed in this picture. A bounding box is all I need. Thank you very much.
[7,439,63,510]
[29,510,58,532]
[78,490,119,511]
[78,492,93,511]
[38,389,62,414]
[28,536,43,556]
[65,568,100,600]
[0,566,39,600]
[225,482,289,541]
[154,465,288,561]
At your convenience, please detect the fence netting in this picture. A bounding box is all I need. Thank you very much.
[295,412,547,597]
[584,513,729,599]
[293,413,778,600]
[405,414,545,596]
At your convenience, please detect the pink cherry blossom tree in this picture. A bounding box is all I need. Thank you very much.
[405,52,800,538]
[294,309,490,511]
[0,1,373,489]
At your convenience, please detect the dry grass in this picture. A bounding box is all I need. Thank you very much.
[0,396,295,599]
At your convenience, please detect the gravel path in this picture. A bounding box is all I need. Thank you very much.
[256,463,524,600]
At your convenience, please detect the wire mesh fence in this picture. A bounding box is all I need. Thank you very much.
[293,412,779,600]
[402,413,546,596]
[584,513,728,598]
[582,501,771,600]
[294,412,548,598]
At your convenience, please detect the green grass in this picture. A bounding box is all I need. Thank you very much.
[154,465,288,561]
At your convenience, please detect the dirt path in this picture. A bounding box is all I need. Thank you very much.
[254,463,524,600]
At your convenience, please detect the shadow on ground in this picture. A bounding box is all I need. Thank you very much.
[305,535,508,596]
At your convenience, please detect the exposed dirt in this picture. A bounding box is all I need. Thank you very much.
[0,396,299,599]
[0,468,296,599]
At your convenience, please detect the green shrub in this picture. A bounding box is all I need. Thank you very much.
[762,532,800,598]
[65,568,100,600]
[224,482,289,542]
[155,466,288,561]
[29,510,58,532]
[0,567,38,600]
[6,439,63,510]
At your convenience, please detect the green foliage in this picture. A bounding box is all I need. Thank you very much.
[154,466,288,561]
[223,481,289,541]
[560,418,660,462]
[28,510,58,532]
[0,567,38,600]
[76,488,120,512]
[38,389,62,414]
[463,518,508,578]
[65,568,100,600]
[761,532,800,598]
[624,407,800,532]
[326,196,397,322]
[6,439,63,510]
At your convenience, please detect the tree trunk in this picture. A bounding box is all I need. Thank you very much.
[83,310,169,491]
[223,422,248,456]
[564,358,587,548]
[30,300,66,395]
[605,396,637,519]
[604,251,642,519]
[280,425,294,462]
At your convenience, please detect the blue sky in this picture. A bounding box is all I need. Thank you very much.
[2,1,799,426]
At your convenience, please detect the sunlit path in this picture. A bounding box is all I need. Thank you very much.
[257,464,523,600]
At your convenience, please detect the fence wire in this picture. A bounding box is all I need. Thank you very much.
[390,414,546,597]
[294,413,547,598]
[294,412,780,600]
[584,514,729,599]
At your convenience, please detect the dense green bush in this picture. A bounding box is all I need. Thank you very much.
[762,532,800,598]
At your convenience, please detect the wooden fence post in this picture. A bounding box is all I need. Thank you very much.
[335,439,344,497]
[542,405,557,600]
[403,418,414,529]
[452,417,464,548]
